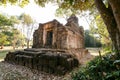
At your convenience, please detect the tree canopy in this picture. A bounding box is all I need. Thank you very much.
[19,13,33,26]
[0,14,24,49]
[0,0,29,7]
[0,14,13,26]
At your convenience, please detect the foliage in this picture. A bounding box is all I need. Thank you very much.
[1,27,25,47]
[58,0,94,12]
[0,14,24,48]
[0,14,19,30]
[0,14,14,47]
[0,14,13,26]
[55,8,73,19]
[19,13,34,48]
[0,33,9,46]
[85,30,101,47]
[0,0,94,12]
[10,29,25,48]
[19,13,33,26]
[90,13,112,48]
[10,16,20,24]
[0,0,29,7]
[72,53,120,80]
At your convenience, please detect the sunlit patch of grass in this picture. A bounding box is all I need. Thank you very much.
[0,48,24,60]
[87,48,100,56]
[0,51,8,60]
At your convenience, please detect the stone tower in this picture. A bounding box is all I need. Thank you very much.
[32,15,84,49]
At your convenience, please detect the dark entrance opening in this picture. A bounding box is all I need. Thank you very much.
[46,30,53,47]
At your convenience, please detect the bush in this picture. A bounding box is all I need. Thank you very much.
[72,53,120,80]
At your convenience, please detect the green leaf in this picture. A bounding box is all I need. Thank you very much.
[69,0,74,5]
[113,60,120,65]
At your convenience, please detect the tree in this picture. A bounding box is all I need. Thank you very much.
[85,30,101,47]
[10,29,24,50]
[90,13,112,50]
[0,14,17,49]
[0,0,29,7]
[19,13,33,48]
[0,14,13,27]
[0,33,8,49]
[94,0,120,55]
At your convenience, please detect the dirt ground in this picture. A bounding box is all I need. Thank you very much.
[0,61,72,80]
[0,47,100,80]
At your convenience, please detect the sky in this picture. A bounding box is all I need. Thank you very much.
[0,1,90,30]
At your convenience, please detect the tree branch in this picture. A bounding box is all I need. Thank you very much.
[108,0,120,31]
[95,0,119,50]
[94,0,117,32]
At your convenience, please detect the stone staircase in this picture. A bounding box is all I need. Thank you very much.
[5,48,79,75]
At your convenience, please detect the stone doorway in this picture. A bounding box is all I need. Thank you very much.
[46,30,53,47]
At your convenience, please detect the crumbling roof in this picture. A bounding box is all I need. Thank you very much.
[65,15,84,36]
[37,15,84,37]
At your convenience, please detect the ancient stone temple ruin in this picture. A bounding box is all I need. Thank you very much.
[5,15,88,75]
[32,15,84,49]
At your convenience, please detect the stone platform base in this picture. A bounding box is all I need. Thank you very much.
[5,48,88,75]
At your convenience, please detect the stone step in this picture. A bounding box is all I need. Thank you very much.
[24,48,67,53]
[17,51,44,57]
[5,49,80,75]
[15,55,33,68]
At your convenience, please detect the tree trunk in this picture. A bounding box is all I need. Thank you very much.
[108,0,120,32]
[95,0,120,53]
[27,39,30,48]
[108,0,120,51]
[13,41,15,50]
[0,45,4,49]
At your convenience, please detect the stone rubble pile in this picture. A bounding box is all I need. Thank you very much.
[5,48,79,75]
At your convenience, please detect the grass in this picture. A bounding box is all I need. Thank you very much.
[0,50,8,60]
[0,47,24,60]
